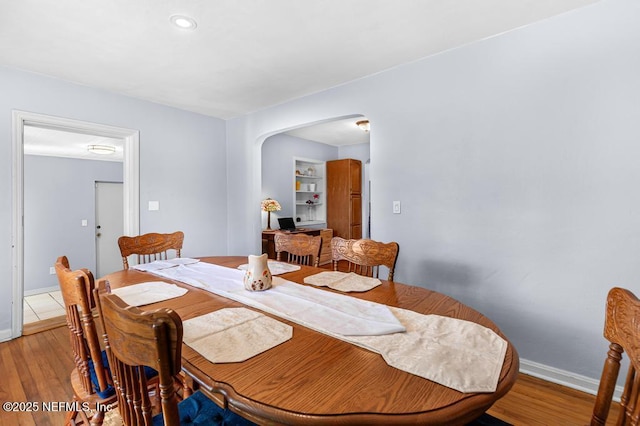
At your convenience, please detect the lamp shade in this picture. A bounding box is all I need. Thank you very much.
[261,198,281,212]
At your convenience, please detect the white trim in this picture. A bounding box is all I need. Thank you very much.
[11,111,25,339]
[11,110,140,340]
[0,328,12,343]
[520,358,622,401]
[122,128,140,237]
[24,285,60,297]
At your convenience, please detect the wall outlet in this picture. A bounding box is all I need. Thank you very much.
[393,201,401,214]
[49,266,55,275]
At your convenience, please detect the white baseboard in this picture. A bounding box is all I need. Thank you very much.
[24,285,59,297]
[0,328,12,342]
[520,358,622,400]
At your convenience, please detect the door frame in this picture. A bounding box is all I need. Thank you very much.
[11,110,140,338]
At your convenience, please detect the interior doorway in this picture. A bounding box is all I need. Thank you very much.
[11,110,140,338]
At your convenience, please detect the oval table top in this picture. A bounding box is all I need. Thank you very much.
[103,256,519,425]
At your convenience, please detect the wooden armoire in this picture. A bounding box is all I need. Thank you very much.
[326,159,362,239]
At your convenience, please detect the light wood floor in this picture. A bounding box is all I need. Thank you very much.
[0,325,621,425]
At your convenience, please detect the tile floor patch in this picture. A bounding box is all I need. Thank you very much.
[24,291,66,324]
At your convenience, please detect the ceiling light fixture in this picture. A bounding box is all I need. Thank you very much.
[87,144,116,155]
[170,14,197,30]
[356,119,370,133]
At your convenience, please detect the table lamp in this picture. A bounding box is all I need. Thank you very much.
[261,198,281,230]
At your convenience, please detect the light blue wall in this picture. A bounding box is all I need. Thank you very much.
[261,133,338,228]
[24,155,122,293]
[1,66,228,335]
[226,0,640,384]
[338,143,369,164]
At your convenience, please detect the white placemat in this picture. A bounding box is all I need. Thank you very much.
[183,308,292,363]
[303,271,381,292]
[237,260,301,275]
[111,281,188,306]
[132,258,199,272]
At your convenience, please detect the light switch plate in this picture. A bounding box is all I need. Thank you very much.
[393,201,401,214]
[148,201,160,211]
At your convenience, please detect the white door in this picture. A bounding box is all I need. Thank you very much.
[95,181,124,278]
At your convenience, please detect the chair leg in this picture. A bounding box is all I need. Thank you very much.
[67,410,92,426]
[591,343,623,425]
[66,396,87,426]
[66,399,109,426]
[65,408,77,425]
[89,409,105,426]
[180,372,194,398]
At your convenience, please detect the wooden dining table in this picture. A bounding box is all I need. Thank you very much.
[102,256,519,425]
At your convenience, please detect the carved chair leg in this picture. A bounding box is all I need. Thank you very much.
[181,372,194,398]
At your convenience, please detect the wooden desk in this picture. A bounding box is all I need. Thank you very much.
[103,256,518,425]
[262,229,332,265]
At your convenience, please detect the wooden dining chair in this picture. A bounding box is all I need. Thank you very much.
[94,287,255,426]
[118,231,184,269]
[55,256,117,425]
[274,233,322,267]
[330,237,399,281]
[591,287,640,426]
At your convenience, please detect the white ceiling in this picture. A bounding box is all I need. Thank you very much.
[24,125,124,161]
[285,117,371,146]
[3,0,598,152]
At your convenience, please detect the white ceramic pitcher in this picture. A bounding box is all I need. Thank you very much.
[243,253,272,291]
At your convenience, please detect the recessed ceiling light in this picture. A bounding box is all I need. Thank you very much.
[170,14,197,30]
[87,144,116,155]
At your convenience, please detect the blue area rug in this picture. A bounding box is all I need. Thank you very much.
[467,413,512,425]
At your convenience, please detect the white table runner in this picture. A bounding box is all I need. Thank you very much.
[349,308,507,393]
[154,263,404,336]
[151,262,507,393]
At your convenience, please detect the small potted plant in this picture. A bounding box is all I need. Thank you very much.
[306,194,319,221]
[306,194,319,205]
